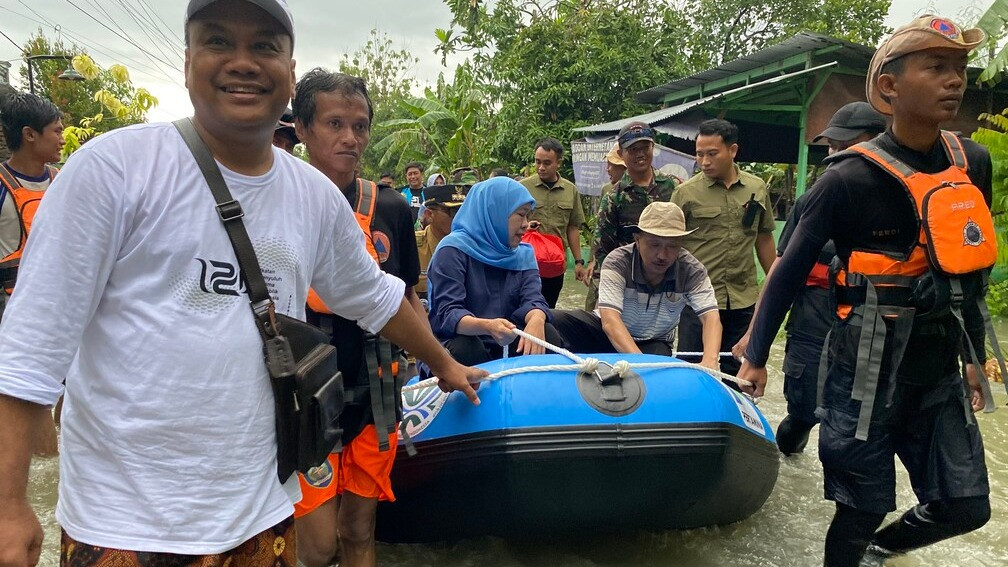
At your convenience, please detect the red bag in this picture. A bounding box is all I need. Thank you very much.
[521,230,566,278]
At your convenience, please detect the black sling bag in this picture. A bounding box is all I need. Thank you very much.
[174,118,344,482]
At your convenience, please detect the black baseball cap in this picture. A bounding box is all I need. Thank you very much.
[617,121,655,148]
[423,184,469,208]
[813,102,887,143]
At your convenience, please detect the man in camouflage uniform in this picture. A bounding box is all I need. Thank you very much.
[592,122,678,276]
[584,143,626,310]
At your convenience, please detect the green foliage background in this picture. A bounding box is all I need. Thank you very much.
[429,0,891,176]
[972,110,1008,317]
[21,30,148,138]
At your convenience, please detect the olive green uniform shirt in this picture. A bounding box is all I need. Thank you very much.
[520,174,585,254]
[414,224,443,297]
[671,166,775,310]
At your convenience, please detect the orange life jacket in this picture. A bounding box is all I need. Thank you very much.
[824,132,1000,441]
[306,179,379,314]
[0,164,58,294]
[833,131,996,320]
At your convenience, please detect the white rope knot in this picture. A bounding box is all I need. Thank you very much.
[579,357,600,374]
[612,360,631,378]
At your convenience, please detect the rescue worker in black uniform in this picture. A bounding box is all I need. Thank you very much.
[738,15,996,567]
[735,102,887,455]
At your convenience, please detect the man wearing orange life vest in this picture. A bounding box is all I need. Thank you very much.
[0,93,63,314]
[739,15,995,567]
[292,68,426,567]
[0,92,64,459]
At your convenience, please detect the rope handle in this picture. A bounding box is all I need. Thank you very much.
[406,329,758,403]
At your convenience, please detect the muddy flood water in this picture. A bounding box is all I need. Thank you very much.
[26,279,1008,566]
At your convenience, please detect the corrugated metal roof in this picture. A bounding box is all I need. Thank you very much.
[635,32,874,104]
[573,62,836,135]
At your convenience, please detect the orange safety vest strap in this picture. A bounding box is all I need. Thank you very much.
[849,141,918,180]
[0,164,57,294]
[939,131,968,170]
[307,179,381,314]
[0,164,20,193]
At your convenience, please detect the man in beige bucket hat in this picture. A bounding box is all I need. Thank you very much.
[553,202,722,366]
[739,13,996,567]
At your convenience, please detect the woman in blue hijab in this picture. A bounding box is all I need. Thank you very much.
[426,177,562,367]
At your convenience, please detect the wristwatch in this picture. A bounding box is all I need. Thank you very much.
[574,259,585,266]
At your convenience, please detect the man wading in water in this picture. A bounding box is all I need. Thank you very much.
[739,14,996,567]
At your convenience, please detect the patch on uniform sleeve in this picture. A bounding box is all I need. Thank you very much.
[371,231,392,263]
[304,460,335,488]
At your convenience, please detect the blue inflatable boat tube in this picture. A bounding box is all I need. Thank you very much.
[376,353,780,543]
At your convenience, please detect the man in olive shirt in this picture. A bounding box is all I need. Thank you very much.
[415,184,468,309]
[672,118,776,377]
[520,137,586,307]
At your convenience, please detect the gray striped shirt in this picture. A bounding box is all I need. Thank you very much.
[597,243,717,341]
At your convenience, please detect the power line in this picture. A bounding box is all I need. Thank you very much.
[111,0,185,65]
[92,0,183,75]
[0,29,22,52]
[122,0,185,55]
[60,0,180,70]
[135,0,184,46]
[2,3,183,87]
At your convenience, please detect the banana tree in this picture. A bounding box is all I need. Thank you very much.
[371,64,491,176]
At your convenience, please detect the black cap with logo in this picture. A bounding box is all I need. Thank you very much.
[423,184,469,208]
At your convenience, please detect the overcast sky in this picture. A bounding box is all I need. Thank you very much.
[0,0,994,122]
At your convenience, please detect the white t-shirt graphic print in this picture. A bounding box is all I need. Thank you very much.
[0,122,405,553]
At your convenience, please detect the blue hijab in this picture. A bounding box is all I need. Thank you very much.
[432,177,538,271]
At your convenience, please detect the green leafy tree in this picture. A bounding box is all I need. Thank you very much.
[683,0,890,70]
[20,30,154,141]
[372,63,491,175]
[972,110,1008,293]
[336,29,419,182]
[972,0,1008,90]
[436,0,890,173]
[60,54,157,159]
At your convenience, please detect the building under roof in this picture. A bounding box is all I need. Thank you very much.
[574,32,1008,196]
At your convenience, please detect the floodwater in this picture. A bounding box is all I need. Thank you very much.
[26,276,1008,566]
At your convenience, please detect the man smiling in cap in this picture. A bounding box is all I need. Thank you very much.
[555,201,721,363]
[0,0,485,564]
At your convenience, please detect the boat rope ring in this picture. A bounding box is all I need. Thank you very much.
[576,360,645,416]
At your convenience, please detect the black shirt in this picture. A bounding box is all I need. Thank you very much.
[746,130,992,372]
[311,181,420,433]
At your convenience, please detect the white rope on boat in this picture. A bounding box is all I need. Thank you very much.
[404,329,759,404]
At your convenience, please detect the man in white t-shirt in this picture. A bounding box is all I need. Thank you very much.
[0,1,483,565]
